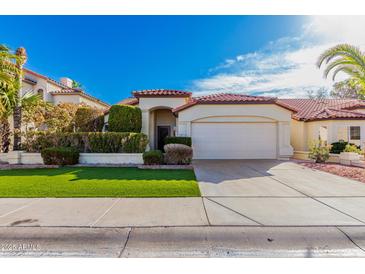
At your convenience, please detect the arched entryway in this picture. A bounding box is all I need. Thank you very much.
[149,107,176,150]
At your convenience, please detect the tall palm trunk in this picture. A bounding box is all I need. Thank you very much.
[0,117,10,152]
[12,47,27,151]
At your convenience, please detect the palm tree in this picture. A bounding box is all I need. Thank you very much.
[0,44,20,152]
[317,44,365,94]
[12,47,27,150]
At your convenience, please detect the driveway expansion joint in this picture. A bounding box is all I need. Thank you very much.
[245,163,365,225]
[201,197,212,226]
[119,227,132,258]
[89,198,120,227]
[205,197,263,226]
[336,226,365,253]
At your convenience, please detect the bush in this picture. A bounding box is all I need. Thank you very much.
[74,107,104,132]
[308,140,330,163]
[108,105,142,133]
[22,131,59,152]
[41,147,79,166]
[344,144,362,154]
[164,144,193,165]
[143,150,164,165]
[164,136,192,147]
[330,141,360,154]
[23,131,148,153]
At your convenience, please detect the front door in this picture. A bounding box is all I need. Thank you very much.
[157,126,170,151]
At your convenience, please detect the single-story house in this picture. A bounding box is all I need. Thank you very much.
[107,89,365,160]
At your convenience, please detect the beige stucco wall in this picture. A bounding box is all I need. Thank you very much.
[138,97,188,111]
[51,94,106,109]
[291,119,365,152]
[139,97,187,149]
[22,73,59,103]
[52,94,81,105]
[79,96,107,109]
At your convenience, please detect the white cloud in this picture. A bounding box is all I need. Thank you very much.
[190,16,365,98]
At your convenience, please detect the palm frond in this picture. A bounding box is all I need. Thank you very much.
[317,44,365,69]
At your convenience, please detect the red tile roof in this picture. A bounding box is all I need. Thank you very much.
[278,99,365,121]
[133,89,192,98]
[194,93,276,103]
[117,97,139,105]
[173,93,294,113]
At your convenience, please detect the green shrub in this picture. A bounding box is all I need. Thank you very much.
[108,105,142,133]
[22,131,59,152]
[164,136,192,147]
[41,147,79,166]
[330,141,360,154]
[74,107,104,132]
[143,150,164,165]
[164,144,193,165]
[23,131,148,153]
[308,140,330,163]
[344,144,362,154]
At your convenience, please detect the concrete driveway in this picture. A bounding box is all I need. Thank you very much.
[194,160,365,226]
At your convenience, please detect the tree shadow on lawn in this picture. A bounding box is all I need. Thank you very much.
[0,167,197,182]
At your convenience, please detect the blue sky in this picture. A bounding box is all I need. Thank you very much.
[0,16,363,104]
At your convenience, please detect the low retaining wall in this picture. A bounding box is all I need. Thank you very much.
[0,152,143,165]
[293,151,340,163]
[0,153,8,163]
[79,153,143,165]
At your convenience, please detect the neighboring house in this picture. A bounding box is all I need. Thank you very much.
[110,90,365,160]
[277,99,365,156]
[22,68,110,109]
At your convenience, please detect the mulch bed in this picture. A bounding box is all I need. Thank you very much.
[299,162,365,183]
[0,164,59,170]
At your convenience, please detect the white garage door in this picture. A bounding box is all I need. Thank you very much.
[192,123,277,159]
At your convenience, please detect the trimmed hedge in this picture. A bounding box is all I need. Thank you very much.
[164,136,192,147]
[330,141,360,154]
[143,150,164,165]
[164,144,193,165]
[74,107,104,132]
[41,147,79,166]
[108,105,142,133]
[23,131,148,153]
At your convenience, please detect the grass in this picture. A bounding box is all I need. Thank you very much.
[0,167,200,198]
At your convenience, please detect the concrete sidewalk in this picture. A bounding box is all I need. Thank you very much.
[1,226,365,257]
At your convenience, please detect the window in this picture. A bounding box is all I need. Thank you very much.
[319,126,328,145]
[350,126,361,140]
[37,89,44,99]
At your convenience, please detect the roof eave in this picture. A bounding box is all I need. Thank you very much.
[173,100,296,114]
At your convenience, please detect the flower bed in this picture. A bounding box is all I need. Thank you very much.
[299,162,365,183]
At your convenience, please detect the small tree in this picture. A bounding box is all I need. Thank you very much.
[108,105,142,133]
[74,107,104,132]
[331,79,365,99]
[45,103,79,132]
[308,139,331,163]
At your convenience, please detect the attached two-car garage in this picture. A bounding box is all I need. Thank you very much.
[174,94,294,160]
[191,122,277,159]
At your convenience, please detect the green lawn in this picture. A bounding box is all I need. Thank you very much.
[0,167,200,198]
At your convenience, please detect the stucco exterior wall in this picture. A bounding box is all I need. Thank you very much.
[290,120,307,151]
[138,97,188,111]
[138,97,187,149]
[52,94,81,105]
[177,104,293,123]
[291,119,365,152]
[79,96,107,109]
